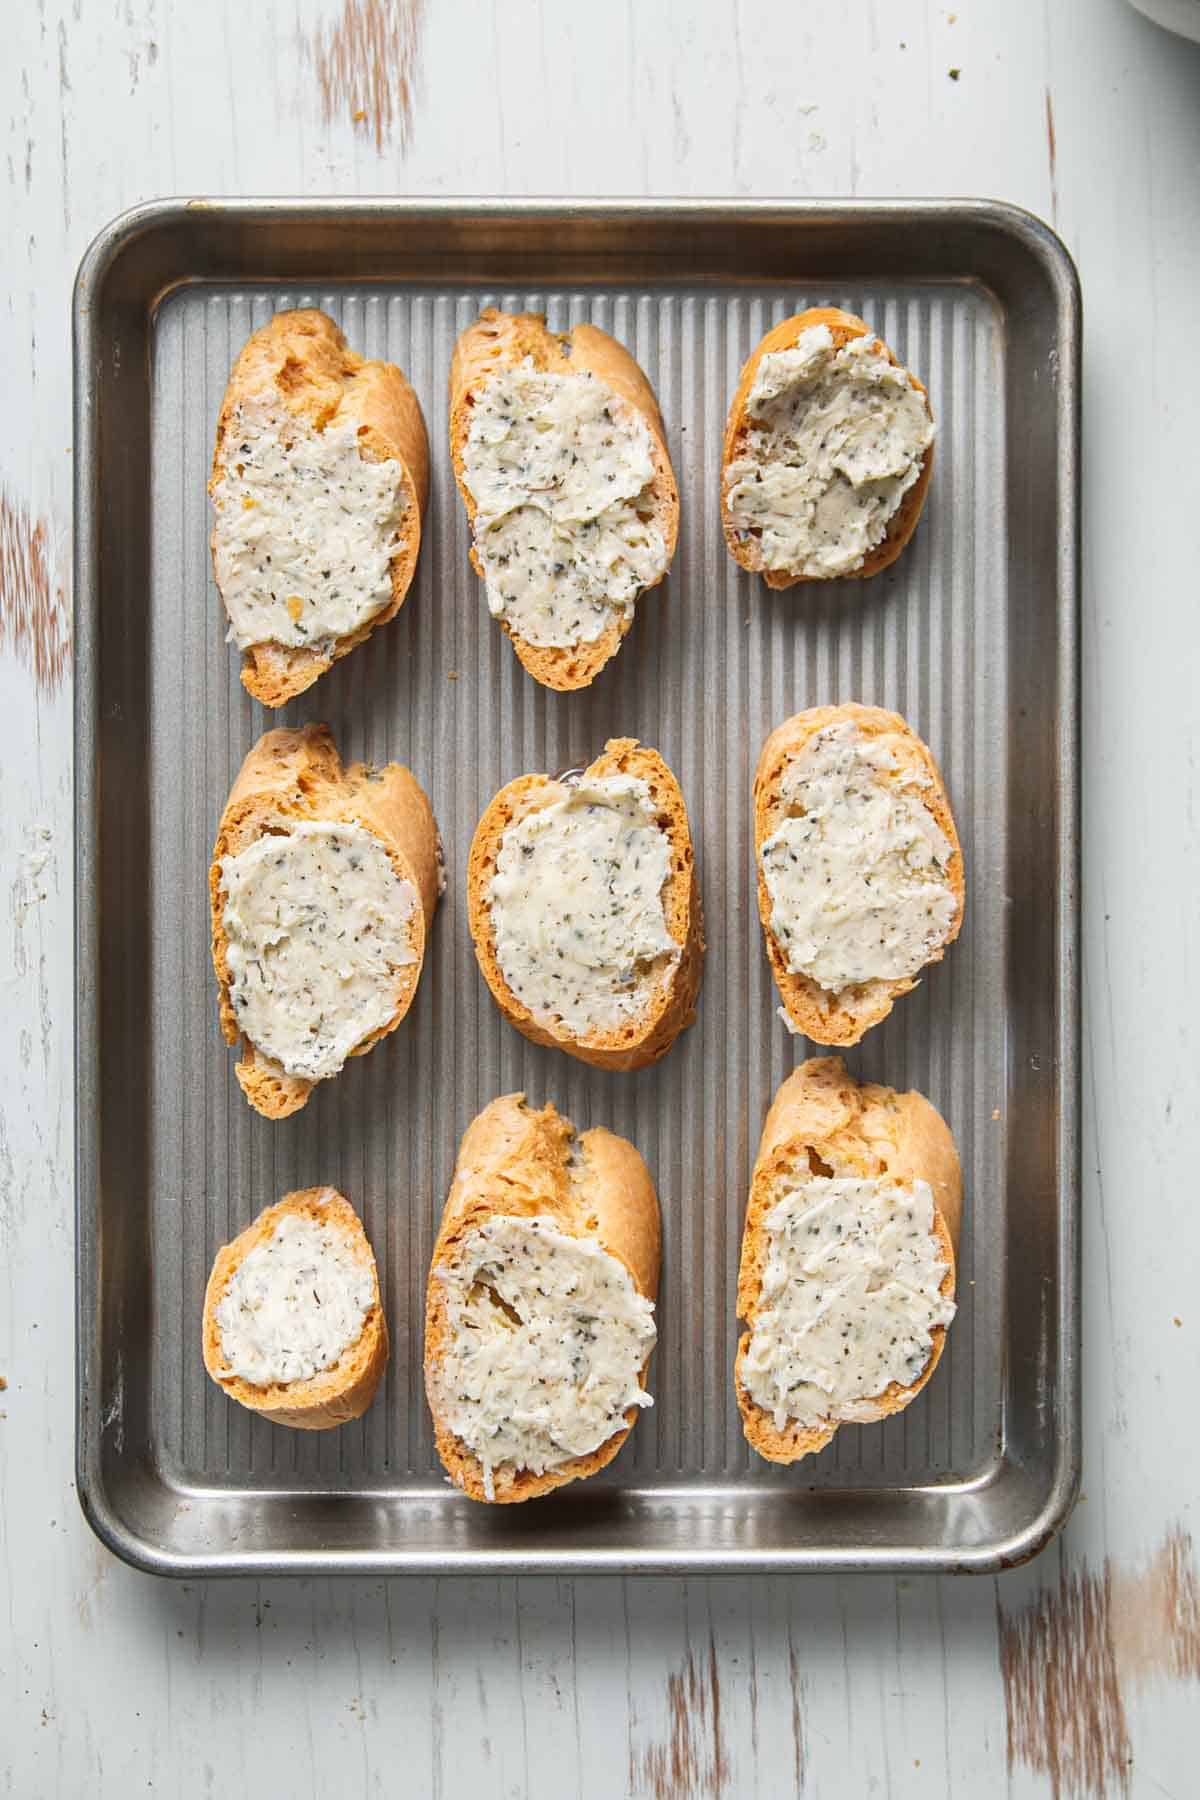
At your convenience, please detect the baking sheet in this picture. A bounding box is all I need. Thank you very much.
[74,200,1080,1573]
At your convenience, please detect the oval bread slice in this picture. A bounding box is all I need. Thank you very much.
[467,737,704,1070]
[210,724,442,1119]
[202,1187,389,1429]
[210,309,429,706]
[721,307,933,589]
[424,1094,661,1503]
[755,702,964,1045]
[449,308,680,690]
[735,1057,961,1464]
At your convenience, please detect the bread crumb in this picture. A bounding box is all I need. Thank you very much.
[948,67,961,80]
[0,1375,6,1390]
[948,11,958,20]
[447,669,459,680]
[992,1107,1001,1120]
[352,109,366,123]
[286,595,304,623]
[1174,1317,1183,1328]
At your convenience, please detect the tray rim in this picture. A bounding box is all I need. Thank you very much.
[74,194,1081,1578]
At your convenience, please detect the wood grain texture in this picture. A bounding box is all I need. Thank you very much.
[4,0,1200,1792]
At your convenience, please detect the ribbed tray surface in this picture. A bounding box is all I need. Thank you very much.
[147,279,1005,1497]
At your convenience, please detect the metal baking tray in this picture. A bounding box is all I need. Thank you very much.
[74,199,1079,1575]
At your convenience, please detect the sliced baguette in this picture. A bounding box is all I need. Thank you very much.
[202,1187,388,1429]
[721,307,933,589]
[448,307,680,690]
[755,702,964,1046]
[735,1057,961,1464]
[210,308,429,706]
[424,1094,660,1503]
[210,724,442,1119]
[467,737,704,1070]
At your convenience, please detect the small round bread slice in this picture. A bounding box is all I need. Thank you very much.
[210,309,429,706]
[210,724,442,1119]
[721,307,934,589]
[424,1094,660,1503]
[735,1057,961,1465]
[449,307,679,690]
[202,1187,389,1429]
[755,702,964,1046]
[467,737,704,1071]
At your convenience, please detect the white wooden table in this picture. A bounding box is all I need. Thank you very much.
[4,1,1200,1793]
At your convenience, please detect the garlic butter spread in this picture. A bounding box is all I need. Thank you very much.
[741,1174,954,1431]
[212,394,408,651]
[220,819,417,1081]
[461,360,668,649]
[215,1210,374,1387]
[761,722,956,993]
[488,774,679,1039]
[724,326,933,577]
[433,1214,656,1499]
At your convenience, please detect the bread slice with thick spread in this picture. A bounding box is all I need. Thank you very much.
[755,702,963,1046]
[210,724,442,1119]
[202,1187,389,1429]
[449,307,679,690]
[721,307,934,589]
[736,1057,961,1464]
[210,309,429,706]
[424,1094,660,1502]
[467,737,704,1071]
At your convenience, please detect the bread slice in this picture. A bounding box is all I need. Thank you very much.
[202,1187,389,1429]
[448,307,679,690]
[721,307,933,589]
[466,737,704,1070]
[210,309,429,706]
[424,1094,660,1503]
[754,702,964,1045]
[735,1057,961,1464]
[210,724,442,1119]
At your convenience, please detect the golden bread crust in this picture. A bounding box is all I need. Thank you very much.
[209,724,442,1118]
[448,308,679,690]
[424,1094,660,1503]
[466,737,704,1070]
[720,307,933,589]
[210,309,429,706]
[754,702,964,1045]
[735,1057,961,1464]
[202,1187,389,1429]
